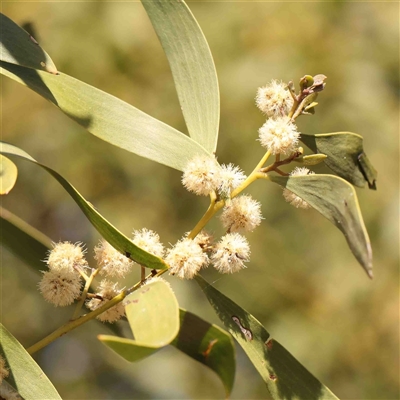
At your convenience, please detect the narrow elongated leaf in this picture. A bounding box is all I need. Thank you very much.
[141,0,220,153]
[0,61,210,171]
[300,132,377,189]
[0,207,51,271]
[270,174,372,277]
[0,142,168,270]
[171,309,235,397]
[0,155,18,194]
[0,13,58,74]
[196,276,339,400]
[98,280,179,362]
[0,323,62,399]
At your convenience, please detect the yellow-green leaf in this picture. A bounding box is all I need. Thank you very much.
[0,13,58,74]
[98,280,179,362]
[0,142,168,270]
[171,309,235,397]
[142,0,220,153]
[0,155,18,194]
[300,132,377,189]
[0,323,62,399]
[0,61,209,171]
[0,207,51,271]
[270,174,373,277]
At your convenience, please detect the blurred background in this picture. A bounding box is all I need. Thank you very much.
[1,1,399,399]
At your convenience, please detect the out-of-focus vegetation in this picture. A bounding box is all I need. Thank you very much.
[1,2,398,399]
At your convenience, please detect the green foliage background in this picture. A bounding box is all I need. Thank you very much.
[1,2,398,399]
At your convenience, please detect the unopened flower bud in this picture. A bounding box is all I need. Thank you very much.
[295,153,327,166]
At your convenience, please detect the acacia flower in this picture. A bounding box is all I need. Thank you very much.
[211,233,250,274]
[38,270,82,307]
[46,241,87,275]
[283,167,314,209]
[166,238,209,280]
[132,228,164,258]
[94,240,134,278]
[182,155,222,196]
[0,384,22,400]
[220,195,262,233]
[86,280,124,323]
[0,355,9,385]
[192,230,214,252]
[258,117,300,155]
[255,80,293,118]
[219,164,246,196]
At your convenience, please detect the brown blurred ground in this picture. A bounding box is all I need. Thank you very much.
[1,1,399,399]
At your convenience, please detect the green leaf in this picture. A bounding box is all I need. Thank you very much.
[196,276,339,400]
[0,207,51,271]
[0,155,18,194]
[0,323,62,399]
[270,174,373,278]
[0,13,58,74]
[171,309,235,397]
[0,61,210,171]
[142,0,220,153]
[98,280,179,362]
[358,152,377,190]
[0,142,168,270]
[300,132,377,189]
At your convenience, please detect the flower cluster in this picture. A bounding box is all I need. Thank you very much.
[166,230,251,279]
[182,155,246,198]
[38,75,321,320]
[38,228,166,323]
[38,242,86,307]
[256,80,300,155]
[179,152,264,278]
[178,151,264,278]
